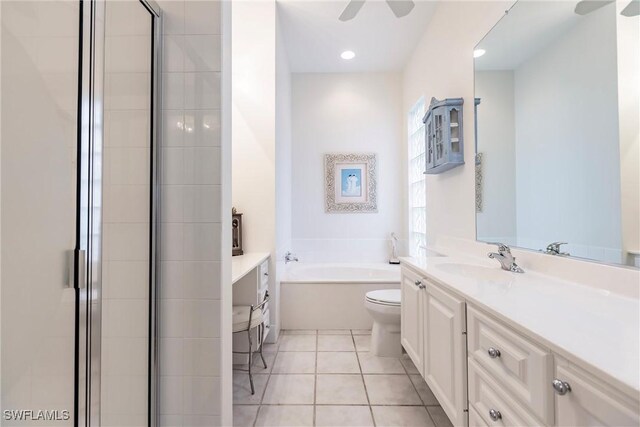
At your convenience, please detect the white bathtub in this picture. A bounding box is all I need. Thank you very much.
[281,263,401,330]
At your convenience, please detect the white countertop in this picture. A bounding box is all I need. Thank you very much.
[232,252,270,284]
[400,254,640,394]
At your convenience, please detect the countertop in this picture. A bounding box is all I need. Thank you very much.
[400,254,640,395]
[232,252,270,284]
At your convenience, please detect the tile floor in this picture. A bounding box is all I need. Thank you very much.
[233,329,454,427]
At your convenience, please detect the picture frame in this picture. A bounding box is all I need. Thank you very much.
[325,153,377,213]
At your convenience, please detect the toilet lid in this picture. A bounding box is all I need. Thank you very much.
[366,289,401,305]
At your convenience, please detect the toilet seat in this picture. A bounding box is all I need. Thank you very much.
[365,289,401,306]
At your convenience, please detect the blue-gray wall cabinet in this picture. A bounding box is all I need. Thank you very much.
[423,97,464,174]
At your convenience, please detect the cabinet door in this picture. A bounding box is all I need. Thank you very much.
[424,282,468,427]
[400,267,424,372]
[554,363,639,427]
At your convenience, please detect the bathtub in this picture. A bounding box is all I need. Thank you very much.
[280,263,401,330]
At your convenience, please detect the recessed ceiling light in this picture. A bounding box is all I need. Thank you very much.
[473,49,486,58]
[341,50,356,60]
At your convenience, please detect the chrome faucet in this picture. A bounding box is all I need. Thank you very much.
[487,243,524,273]
[284,251,299,264]
[544,242,570,256]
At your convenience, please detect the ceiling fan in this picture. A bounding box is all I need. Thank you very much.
[339,0,415,22]
[574,0,639,17]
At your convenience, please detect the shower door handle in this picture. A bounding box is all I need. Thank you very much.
[67,249,86,289]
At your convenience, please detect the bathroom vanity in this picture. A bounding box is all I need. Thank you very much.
[400,257,639,427]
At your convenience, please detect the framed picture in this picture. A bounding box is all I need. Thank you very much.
[325,153,377,213]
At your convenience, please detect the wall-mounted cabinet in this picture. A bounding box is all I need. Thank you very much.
[424,97,464,174]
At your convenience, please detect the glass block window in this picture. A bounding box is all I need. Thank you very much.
[408,97,427,258]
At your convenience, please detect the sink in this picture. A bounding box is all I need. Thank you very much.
[435,262,512,282]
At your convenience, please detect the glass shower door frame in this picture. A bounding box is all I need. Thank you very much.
[75,1,162,425]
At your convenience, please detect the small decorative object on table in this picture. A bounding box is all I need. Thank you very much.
[232,207,244,256]
[325,153,377,213]
[423,97,464,174]
[389,232,400,264]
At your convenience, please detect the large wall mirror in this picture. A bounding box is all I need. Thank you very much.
[474,0,639,268]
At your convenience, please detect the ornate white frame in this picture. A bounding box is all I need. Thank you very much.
[325,153,378,213]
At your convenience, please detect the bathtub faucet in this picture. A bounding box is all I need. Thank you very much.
[284,251,299,264]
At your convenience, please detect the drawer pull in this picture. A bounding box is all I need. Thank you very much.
[414,280,425,289]
[487,347,501,358]
[488,409,502,421]
[264,272,269,276]
[552,379,571,395]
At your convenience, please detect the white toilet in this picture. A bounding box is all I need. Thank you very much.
[364,289,402,357]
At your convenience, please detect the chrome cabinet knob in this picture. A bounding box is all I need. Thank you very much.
[489,409,502,421]
[552,379,571,395]
[414,280,426,289]
[487,347,501,358]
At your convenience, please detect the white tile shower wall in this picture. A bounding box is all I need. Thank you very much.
[158,1,224,426]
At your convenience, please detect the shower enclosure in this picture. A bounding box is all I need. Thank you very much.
[1,0,161,425]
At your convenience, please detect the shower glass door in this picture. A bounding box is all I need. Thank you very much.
[1,1,80,425]
[1,0,160,425]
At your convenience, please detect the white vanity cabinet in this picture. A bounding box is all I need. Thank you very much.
[401,266,424,372]
[423,281,468,427]
[400,262,640,427]
[400,265,468,427]
[553,357,639,427]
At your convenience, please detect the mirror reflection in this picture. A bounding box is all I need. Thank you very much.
[474,0,639,268]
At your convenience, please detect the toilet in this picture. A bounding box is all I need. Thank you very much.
[364,289,402,357]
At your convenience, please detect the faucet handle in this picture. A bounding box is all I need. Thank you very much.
[546,242,567,251]
[487,242,511,253]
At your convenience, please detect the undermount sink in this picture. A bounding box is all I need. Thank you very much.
[435,262,512,281]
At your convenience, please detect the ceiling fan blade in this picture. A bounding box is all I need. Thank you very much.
[621,0,640,16]
[339,0,366,21]
[574,0,615,15]
[385,0,415,18]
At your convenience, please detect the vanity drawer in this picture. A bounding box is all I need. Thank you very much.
[467,306,553,425]
[260,260,269,286]
[468,358,543,426]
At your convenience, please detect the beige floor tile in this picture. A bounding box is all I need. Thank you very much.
[262,342,279,353]
[233,405,259,427]
[318,329,351,335]
[283,329,317,335]
[317,352,360,374]
[233,373,269,405]
[400,355,420,374]
[364,375,422,405]
[271,351,316,374]
[353,335,371,352]
[317,335,355,352]
[351,329,372,335]
[262,374,315,404]
[427,406,453,427]
[358,352,405,374]
[255,405,314,427]
[278,334,316,352]
[315,405,374,427]
[410,375,439,405]
[371,406,435,427]
[234,351,276,375]
[316,374,368,405]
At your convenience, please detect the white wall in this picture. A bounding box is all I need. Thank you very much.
[475,70,516,244]
[403,1,511,247]
[513,5,622,262]
[231,0,279,339]
[617,1,640,265]
[158,1,227,425]
[275,11,292,339]
[291,72,405,263]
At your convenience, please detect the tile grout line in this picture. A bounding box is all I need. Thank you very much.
[401,356,439,426]
[352,329,376,427]
[313,331,318,427]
